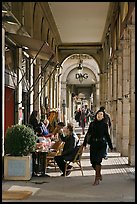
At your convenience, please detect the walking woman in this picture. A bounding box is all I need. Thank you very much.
[83,110,113,185]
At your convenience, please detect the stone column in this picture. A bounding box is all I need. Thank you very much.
[128,24,135,166]
[112,58,118,148]
[58,68,62,121]
[2,27,5,156]
[121,29,130,156]
[61,81,67,124]
[49,75,53,110]
[68,87,72,123]
[52,74,56,109]
[106,64,113,141]
[107,64,113,115]
[34,59,41,121]
[104,72,108,106]
[44,69,50,110]
[15,48,23,125]
[95,82,100,111]
[30,58,34,114]
[116,53,123,152]
[99,73,103,104]
[55,73,58,109]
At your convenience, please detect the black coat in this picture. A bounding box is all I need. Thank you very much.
[60,133,79,161]
[83,120,113,165]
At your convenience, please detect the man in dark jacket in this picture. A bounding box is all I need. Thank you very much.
[54,123,80,176]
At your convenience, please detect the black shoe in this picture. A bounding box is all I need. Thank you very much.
[67,165,73,170]
[61,173,65,176]
[66,170,71,176]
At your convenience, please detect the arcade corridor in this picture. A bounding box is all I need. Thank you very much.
[2,2,135,201]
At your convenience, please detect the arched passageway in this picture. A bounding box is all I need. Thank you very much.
[60,54,100,123]
[2,2,135,168]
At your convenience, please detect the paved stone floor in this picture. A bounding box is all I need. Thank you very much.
[2,123,135,202]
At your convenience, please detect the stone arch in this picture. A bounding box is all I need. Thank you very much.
[61,54,100,84]
[33,3,43,39]
[60,53,101,123]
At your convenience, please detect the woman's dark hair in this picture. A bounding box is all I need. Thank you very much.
[94,110,105,121]
[31,110,38,117]
[29,110,38,122]
[67,123,73,132]
[58,122,65,127]
[99,106,105,111]
[35,126,42,135]
[28,110,39,131]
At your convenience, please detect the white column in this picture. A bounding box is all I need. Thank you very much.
[121,30,130,156]
[17,48,23,125]
[30,58,34,114]
[58,68,62,121]
[50,75,53,109]
[61,81,67,124]
[2,27,5,156]
[68,88,72,123]
[95,82,100,111]
[116,54,123,152]
[112,58,117,148]
[128,25,135,166]
[34,59,41,121]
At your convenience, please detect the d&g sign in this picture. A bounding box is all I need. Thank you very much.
[75,73,88,79]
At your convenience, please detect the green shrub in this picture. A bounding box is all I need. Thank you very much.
[5,124,38,156]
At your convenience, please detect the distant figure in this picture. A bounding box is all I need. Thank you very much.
[28,110,39,132]
[83,110,113,185]
[75,108,81,126]
[80,108,86,135]
[85,106,91,125]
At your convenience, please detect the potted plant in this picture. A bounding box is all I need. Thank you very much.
[4,124,38,180]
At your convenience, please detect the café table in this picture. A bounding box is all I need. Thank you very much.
[32,149,50,177]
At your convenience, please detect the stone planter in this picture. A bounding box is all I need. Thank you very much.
[4,154,32,180]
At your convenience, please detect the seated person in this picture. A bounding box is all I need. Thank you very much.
[52,122,65,141]
[54,123,80,176]
[38,119,49,136]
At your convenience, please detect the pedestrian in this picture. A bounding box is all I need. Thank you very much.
[80,108,86,134]
[75,108,81,126]
[54,122,80,176]
[83,110,113,185]
[85,105,91,125]
[28,110,39,133]
[99,106,112,159]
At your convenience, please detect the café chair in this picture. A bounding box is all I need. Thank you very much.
[64,144,84,177]
[46,141,64,171]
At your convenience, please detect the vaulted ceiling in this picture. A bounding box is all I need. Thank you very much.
[48,2,111,45]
